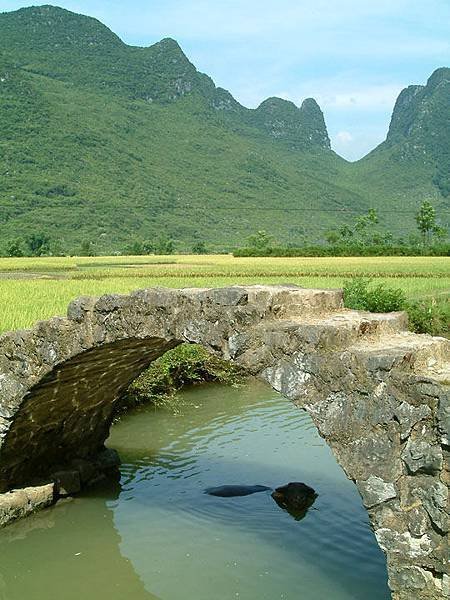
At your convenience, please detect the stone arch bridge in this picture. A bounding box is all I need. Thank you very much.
[0,285,448,599]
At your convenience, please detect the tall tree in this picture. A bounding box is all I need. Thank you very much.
[415,200,436,245]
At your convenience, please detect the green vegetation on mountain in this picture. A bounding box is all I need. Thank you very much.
[364,68,450,198]
[0,5,448,253]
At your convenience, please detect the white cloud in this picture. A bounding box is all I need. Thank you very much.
[331,126,388,162]
[334,131,353,144]
[314,84,404,111]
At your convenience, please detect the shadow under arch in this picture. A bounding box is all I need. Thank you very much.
[0,336,181,491]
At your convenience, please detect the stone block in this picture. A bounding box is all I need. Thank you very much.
[394,402,431,440]
[401,438,443,475]
[0,483,54,528]
[358,475,397,508]
[70,458,97,484]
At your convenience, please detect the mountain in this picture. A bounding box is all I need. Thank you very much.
[335,67,450,225]
[0,5,448,253]
[376,67,449,197]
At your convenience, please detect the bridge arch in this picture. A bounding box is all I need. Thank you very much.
[0,285,448,600]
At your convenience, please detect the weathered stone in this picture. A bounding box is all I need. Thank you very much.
[389,566,439,592]
[394,402,431,440]
[443,574,450,598]
[338,430,403,481]
[406,507,430,537]
[397,475,449,535]
[375,529,433,559]
[417,381,442,398]
[0,483,54,527]
[358,475,397,508]
[437,393,450,445]
[94,448,121,471]
[201,287,248,306]
[420,481,448,533]
[401,438,443,475]
[69,458,97,484]
[261,353,311,399]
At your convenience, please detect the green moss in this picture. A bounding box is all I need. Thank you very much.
[118,343,244,414]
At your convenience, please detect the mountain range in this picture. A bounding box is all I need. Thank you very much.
[0,5,448,252]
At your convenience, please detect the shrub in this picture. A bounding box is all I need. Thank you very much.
[405,298,450,336]
[342,278,370,310]
[343,278,406,313]
[364,283,406,312]
[343,278,449,337]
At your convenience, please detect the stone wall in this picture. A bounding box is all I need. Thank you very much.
[0,285,448,599]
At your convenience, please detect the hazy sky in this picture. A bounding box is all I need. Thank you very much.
[2,1,449,160]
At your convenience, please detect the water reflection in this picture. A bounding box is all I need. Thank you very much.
[0,479,159,600]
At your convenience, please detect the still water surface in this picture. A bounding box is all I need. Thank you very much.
[0,380,390,600]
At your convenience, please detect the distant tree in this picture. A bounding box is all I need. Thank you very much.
[142,240,155,254]
[371,231,393,245]
[247,230,274,250]
[325,230,340,245]
[192,240,207,254]
[124,240,144,255]
[355,208,378,236]
[50,239,64,256]
[333,209,385,245]
[165,239,175,255]
[407,232,422,247]
[80,240,95,256]
[25,232,51,256]
[338,224,354,240]
[157,238,175,255]
[6,238,23,257]
[415,200,437,245]
[433,225,448,241]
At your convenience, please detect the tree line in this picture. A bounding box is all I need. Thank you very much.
[1,200,448,257]
[234,201,449,257]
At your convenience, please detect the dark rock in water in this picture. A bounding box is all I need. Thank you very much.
[204,485,272,497]
[271,482,317,520]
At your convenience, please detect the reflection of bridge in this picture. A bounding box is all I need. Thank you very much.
[0,285,448,599]
[0,478,159,600]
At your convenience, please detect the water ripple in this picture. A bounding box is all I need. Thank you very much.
[108,381,390,600]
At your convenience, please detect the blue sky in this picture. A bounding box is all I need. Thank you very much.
[2,1,449,160]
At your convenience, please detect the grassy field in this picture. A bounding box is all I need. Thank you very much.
[0,254,449,333]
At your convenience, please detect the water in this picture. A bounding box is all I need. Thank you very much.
[0,380,390,600]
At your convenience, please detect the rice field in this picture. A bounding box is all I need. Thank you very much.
[1,254,449,333]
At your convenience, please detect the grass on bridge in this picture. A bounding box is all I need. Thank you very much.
[0,254,449,334]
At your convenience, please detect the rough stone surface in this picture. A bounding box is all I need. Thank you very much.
[0,484,54,527]
[402,437,443,475]
[0,284,448,600]
[359,475,397,508]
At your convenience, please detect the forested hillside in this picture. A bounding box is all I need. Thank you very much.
[0,5,448,253]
